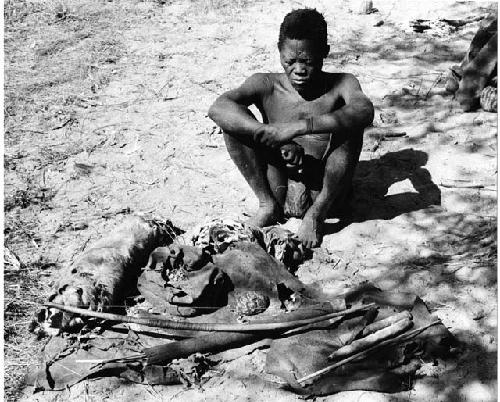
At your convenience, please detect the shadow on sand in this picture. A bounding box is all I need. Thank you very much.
[324,148,441,234]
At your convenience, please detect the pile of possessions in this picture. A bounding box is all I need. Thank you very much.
[445,15,497,112]
[28,216,458,397]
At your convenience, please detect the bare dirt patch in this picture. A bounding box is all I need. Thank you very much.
[4,1,497,401]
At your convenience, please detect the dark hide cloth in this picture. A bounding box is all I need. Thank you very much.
[26,240,457,395]
[137,242,312,318]
[25,242,321,391]
[25,329,182,391]
[265,288,457,396]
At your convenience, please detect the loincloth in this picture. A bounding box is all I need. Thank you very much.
[294,133,332,161]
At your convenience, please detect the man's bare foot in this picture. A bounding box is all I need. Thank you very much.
[247,202,283,228]
[297,215,323,248]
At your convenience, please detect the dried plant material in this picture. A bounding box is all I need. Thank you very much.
[169,353,216,388]
[4,247,24,271]
[190,218,265,253]
[263,226,308,272]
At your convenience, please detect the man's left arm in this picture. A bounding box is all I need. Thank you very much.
[307,73,374,136]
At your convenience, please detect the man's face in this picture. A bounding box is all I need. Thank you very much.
[279,38,326,92]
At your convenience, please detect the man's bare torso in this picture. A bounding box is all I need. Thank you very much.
[253,72,348,157]
[256,72,345,120]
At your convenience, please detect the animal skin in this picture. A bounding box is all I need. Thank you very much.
[39,217,174,331]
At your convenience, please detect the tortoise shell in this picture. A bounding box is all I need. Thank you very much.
[233,291,270,316]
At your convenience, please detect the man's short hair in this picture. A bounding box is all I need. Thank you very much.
[278,8,328,50]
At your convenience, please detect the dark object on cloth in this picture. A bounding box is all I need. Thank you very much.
[138,241,310,317]
[233,291,270,316]
[147,244,212,273]
[265,288,457,397]
[214,242,308,297]
[190,218,265,253]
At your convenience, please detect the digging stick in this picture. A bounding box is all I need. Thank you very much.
[328,317,413,360]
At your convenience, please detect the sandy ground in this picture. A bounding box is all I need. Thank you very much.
[5,0,497,401]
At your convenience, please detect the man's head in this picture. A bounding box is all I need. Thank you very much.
[278,9,330,92]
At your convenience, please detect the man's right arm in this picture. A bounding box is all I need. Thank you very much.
[208,73,270,138]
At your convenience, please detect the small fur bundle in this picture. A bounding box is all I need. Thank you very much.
[38,216,176,331]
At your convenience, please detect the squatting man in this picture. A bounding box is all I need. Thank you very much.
[209,9,374,248]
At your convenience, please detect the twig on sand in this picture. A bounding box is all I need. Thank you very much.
[101,207,131,219]
[91,122,124,134]
[423,72,443,101]
[439,182,495,191]
[412,73,442,105]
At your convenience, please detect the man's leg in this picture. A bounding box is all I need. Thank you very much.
[297,130,363,247]
[223,131,287,227]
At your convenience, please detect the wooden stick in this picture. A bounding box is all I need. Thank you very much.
[361,311,412,337]
[440,182,495,191]
[297,320,440,386]
[43,302,375,333]
[328,317,412,360]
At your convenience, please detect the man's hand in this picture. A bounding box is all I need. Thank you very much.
[280,142,304,169]
[253,122,302,148]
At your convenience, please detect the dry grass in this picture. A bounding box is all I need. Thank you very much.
[189,0,250,15]
[4,267,52,401]
[4,2,126,136]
